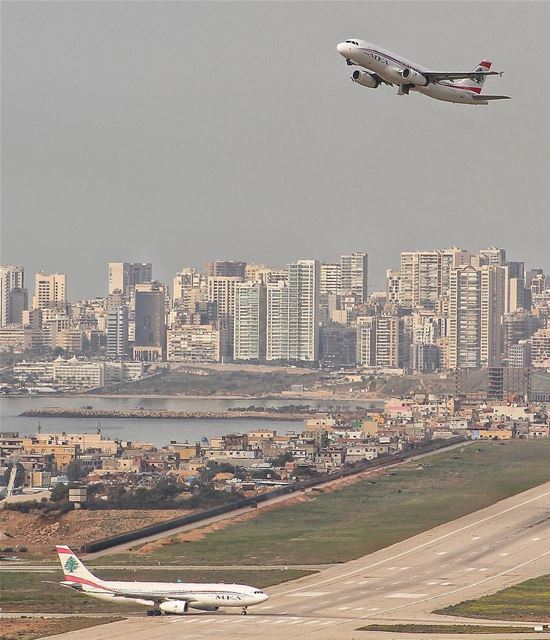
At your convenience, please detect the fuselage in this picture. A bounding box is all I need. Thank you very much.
[337,39,490,105]
[63,575,268,610]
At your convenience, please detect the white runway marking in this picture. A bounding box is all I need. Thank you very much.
[387,592,428,599]
[369,547,550,618]
[273,486,550,599]
[532,537,542,541]
[287,591,329,597]
[436,551,447,555]
[500,552,510,556]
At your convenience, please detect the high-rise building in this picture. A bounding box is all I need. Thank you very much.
[108,262,152,298]
[32,273,67,311]
[340,253,368,302]
[399,248,469,310]
[266,281,289,361]
[106,291,129,359]
[133,282,166,361]
[410,343,441,372]
[172,268,202,310]
[480,265,507,368]
[287,260,320,362]
[448,265,506,369]
[505,261,526,313]
[386,269,401,304]
[479,247,506,266]
[319,325,358,367]
[356,315,400,368]
[233,282,267,361]
[0,266,25,326]
[508,341,532,368]
[320,263,341,297]
[357,317,376,367]
[207,260,246,280]
[375,315,400,368]
[207,276,241,360]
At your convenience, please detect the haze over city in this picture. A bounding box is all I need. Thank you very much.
[3,1,549,299]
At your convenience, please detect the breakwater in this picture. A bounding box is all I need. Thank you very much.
[19,407,315,421]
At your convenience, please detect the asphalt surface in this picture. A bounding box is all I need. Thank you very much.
[25,478,550,639]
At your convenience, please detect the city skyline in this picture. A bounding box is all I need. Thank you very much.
[3,2,550,299]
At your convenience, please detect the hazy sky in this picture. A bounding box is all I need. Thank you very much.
[2,1,549,299]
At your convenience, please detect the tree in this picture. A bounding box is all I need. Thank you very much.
[66,460,85,482]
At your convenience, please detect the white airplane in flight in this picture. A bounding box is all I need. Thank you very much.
[336,39,510,105]
[55,545,268,616]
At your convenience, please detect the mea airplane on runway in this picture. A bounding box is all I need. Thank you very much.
[55,545,268,616]
[337,39,510,105]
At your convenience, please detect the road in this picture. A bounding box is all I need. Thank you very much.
[26,478,550,639]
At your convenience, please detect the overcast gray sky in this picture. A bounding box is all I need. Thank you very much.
[2,1,549,299]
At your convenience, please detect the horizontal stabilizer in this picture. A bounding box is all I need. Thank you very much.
[472,94,510,101]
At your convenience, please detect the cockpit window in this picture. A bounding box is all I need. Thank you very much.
[345,40,359,45]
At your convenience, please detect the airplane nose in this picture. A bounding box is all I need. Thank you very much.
[337,42,348,56]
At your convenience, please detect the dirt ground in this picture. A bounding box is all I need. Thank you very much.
[0,509,187,558]
[0,617,122,640]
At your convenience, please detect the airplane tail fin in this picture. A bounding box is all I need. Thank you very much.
[56,545,105,588]
[456,60,492,91]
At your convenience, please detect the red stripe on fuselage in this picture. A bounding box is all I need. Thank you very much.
[64,575,111,592]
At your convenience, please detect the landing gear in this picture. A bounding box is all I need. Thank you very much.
[241,607,248,615]
[146,609,162,617]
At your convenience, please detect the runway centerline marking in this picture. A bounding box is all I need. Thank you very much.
[386,592,428,599]
[274,487,550,596]
[367,547,550,618]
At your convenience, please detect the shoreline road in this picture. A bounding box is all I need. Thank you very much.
[20,479,550,640]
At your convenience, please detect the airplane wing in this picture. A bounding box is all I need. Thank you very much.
[425,71,501,81]
[472,94,511,101]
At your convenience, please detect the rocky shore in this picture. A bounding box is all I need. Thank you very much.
[19,407,315,421]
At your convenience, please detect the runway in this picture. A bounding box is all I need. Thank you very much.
[35,479,550,639]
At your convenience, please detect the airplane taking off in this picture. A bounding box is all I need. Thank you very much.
[55,545,268,616]
[336,39,510,105]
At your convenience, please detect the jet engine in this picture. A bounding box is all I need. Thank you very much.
[400,68,429,86]
[351,69,379,88]
[159,600,189,614]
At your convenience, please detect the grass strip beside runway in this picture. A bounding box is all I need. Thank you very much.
[103,440,550,566]
[357,623,540,633]
[0,617,123,640]
[0,569,313,613]
[436,574,550,622]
